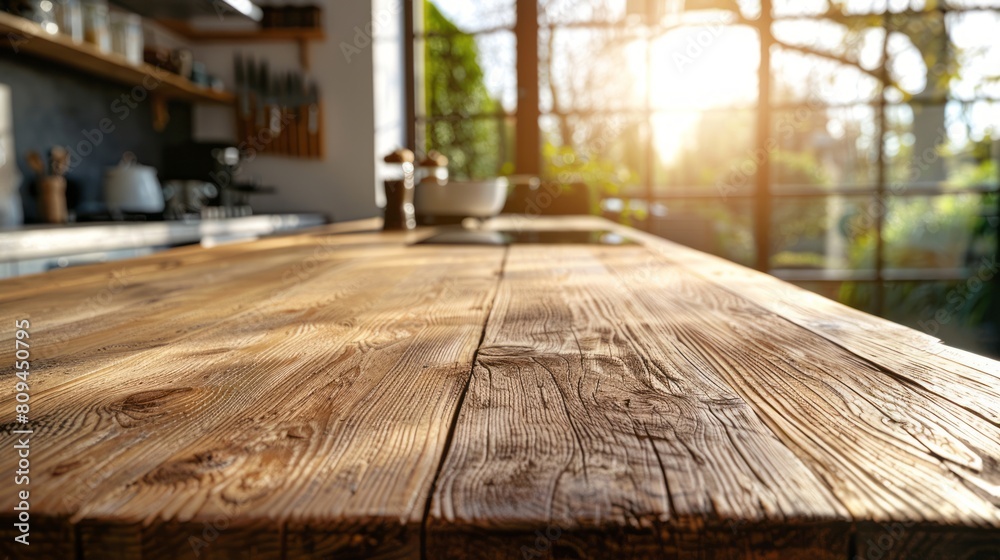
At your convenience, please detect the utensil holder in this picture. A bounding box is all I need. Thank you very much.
[39,175,68,224]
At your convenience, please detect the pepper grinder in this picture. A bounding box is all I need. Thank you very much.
[417,150,449,184]
[28,148,69,224]
[382,148,416,231]
[45,146,70,223]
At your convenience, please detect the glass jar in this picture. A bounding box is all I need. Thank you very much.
[110,11,142,64]
[53,0,83,42]
[30,0,59,34]
[82,0,110,53]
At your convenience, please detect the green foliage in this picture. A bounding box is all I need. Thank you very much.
[840,172,997,330]
[542,141,637,214]
[423,1,506,179]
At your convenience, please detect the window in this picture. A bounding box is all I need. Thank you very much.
[410,0,517,178]
[408,0,1000,356]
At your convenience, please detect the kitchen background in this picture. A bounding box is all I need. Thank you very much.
[1,0,998,359]
[0,0,406,224]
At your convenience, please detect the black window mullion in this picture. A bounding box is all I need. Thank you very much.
[755,0,773,272]
[874,13,891,316]
[644,25,654,216]
[515,0,541,175]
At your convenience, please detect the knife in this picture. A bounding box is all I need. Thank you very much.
[284,72,298,157]
[259,59,270,153]
[234,52,250,143]
[246,54,258,136]
[270,74,284,154]
[307,81,322,158]
[296,73,309,158]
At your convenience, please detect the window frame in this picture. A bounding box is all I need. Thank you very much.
[406,0,1000,317]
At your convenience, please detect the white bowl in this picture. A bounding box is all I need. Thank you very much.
[414,178,509,219]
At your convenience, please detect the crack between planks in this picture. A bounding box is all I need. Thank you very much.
[419,245,510,560]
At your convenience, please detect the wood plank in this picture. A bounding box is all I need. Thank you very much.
[428,245,851,559]
[606,224,1000,512]
[0,243,503,559]
[0,239,385,394]
[608,246,999,512]
[595,246,1000,555]
[0,218,379,302]
[856,522,1000,560]
[3,215,999,558]
[0,517,75,559]
[598,217,1000,387]
[0,222,391,398]
[492,216,1000,508]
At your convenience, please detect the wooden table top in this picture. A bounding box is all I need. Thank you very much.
[1,216,998,560]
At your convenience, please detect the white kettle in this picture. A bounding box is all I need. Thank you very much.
[104,152,164,214]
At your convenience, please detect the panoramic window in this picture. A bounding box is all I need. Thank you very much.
[409,0,1000,356]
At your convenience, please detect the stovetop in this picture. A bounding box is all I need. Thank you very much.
[414,229,635,246]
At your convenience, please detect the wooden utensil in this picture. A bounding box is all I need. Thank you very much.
[31,146,69,223]
[285,72,298,157]
[39,175,68,223]
[296,73,309,158]
[234,52,249,144]
[26,150,45,176]
[307,81,322,158]
[50,146,70,177]
[272,75,286,155]
[258,59,270,153]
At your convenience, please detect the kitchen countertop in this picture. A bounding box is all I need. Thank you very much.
[0,214,327,262]
[0,216,998,559]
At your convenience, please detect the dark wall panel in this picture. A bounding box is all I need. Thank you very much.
[0,49,192,222]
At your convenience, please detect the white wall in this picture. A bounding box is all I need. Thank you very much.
[189,0,392,222]
[372,0,408,209]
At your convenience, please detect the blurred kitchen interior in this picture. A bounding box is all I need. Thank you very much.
[0,0,998,357]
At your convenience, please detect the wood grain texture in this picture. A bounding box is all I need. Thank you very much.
[428,245,851,559]
[855,522,1000,560]
[0,224,502,559]
[428,241,1000,559]
[2,216,999,559]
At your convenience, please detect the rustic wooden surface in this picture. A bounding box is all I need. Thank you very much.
[1,216,998,559]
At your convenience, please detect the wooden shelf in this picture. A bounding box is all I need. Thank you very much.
[157,20,325,69]
[0,11,234,106]
[157,21,325,42]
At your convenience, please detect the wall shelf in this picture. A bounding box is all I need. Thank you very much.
[156,20,326,69]
[0,11,235,107]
